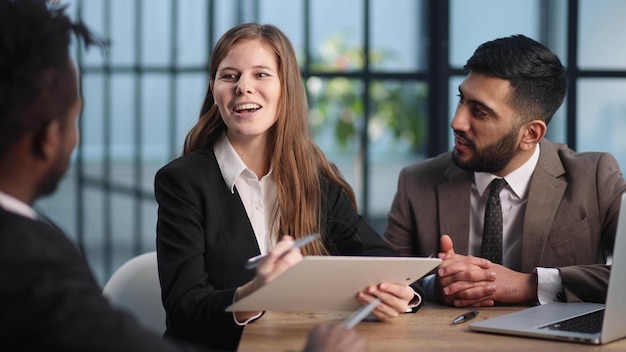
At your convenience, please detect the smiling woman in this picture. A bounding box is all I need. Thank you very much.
[211,39,281,167]
[153,23,423,351]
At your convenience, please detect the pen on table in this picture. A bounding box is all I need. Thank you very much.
[452,311,479,325]
[341,298,381,329]
[245,233,321,269]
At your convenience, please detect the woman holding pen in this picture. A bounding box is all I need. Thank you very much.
[154,23,422,351]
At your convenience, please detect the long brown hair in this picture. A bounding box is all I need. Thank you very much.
[183,23,357,255]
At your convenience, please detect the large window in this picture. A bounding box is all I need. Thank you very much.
[576,0,626,160]
[35,0,626,285]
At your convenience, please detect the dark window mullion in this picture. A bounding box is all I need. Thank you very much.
[168,0,179,161]
[566,0,578,149]
[427,0,450,157]
[75,0,86,252]
[361,0,371,217]
[102,0,113,278]
[132,0,144,256]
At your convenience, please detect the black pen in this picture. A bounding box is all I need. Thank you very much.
[452,311,478,324]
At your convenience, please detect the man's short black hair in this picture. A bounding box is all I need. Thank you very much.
[0,0,105,155]
[464,34,567,125]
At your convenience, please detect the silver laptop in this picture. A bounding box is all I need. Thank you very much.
[469,193,626,345]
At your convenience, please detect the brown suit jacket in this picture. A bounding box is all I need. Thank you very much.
[384,139,626,303]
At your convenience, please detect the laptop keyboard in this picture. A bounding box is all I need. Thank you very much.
[538,309,604,334]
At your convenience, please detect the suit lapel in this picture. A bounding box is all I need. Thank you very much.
[438,163,473,254]
[204,147,261,262]
[520,141,567,272]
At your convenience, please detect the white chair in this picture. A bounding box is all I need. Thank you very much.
[102,251,166,335]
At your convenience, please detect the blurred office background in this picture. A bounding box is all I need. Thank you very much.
[36,0,626,286]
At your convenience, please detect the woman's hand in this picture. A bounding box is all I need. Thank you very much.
[253,235,304,288]
[355,282,415,321]
[235,236,303,321]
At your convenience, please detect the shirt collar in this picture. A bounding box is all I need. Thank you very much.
[0,191,37,219]
[474,143,541,199]
[214,134,249,194]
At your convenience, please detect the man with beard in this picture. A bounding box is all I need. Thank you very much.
[0,1,365,351]
[384,34,626,308]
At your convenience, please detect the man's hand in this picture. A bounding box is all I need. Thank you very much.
[435,234,496,307]
[481,264,538,304]
[304,323,366,352]
[435,235,538,306]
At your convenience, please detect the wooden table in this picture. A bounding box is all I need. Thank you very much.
[238,303,626,351]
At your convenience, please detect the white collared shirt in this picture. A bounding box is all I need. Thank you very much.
[214,134,278,325]
[214,134,278,256]
[0,191,37,219]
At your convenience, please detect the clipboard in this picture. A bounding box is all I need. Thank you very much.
[226,256,441,312]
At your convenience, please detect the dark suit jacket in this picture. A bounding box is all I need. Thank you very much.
[385,139,626,304]
[155,144,414,351]
[0,207,197,352]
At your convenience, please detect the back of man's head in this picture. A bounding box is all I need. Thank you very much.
[0,0,101,157]
[464,34,567,125]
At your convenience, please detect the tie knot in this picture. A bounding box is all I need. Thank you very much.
[489,178,507,196]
